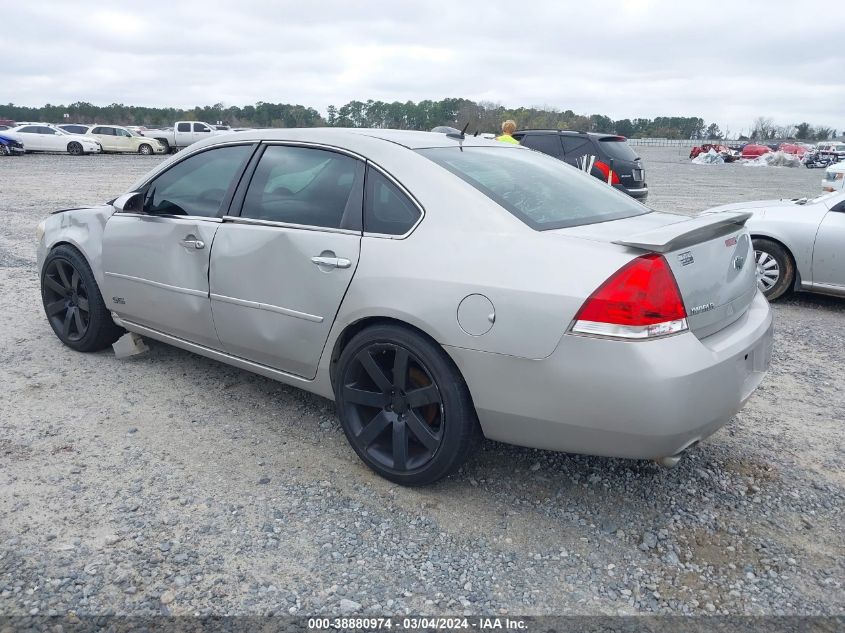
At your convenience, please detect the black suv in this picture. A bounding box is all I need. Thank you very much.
[513,130,648,200]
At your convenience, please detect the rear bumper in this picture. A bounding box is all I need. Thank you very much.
[616,184,648,200]
[446,290,773,460]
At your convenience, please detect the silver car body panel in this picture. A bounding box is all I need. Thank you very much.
[708,191,845,296]
[37,128,776,460]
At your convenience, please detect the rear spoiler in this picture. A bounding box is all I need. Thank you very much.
[613,211,752,253]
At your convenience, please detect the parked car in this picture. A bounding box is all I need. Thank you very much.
[142,121,228,152]
[513,130,648,199]
[2,124,101,155]
[58,124,93,135]
[740,144,772,159]
[817,142,845,162]
[83,125,167,154]
[0,133,25,155]
[822,162,845,194]
[705,191,845,300]
[36,129,772,485]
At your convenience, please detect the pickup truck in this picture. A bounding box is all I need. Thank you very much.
[141,121,229,152]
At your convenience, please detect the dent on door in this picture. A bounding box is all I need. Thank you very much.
[101,215,221,347]
[209,222,360,378]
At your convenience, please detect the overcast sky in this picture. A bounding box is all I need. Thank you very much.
[6,1,843,134]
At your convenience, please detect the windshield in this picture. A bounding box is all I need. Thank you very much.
[417,146,649,230]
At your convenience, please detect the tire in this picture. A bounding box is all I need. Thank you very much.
[335,324,480,486]
[41,245,124,352]
[138,143,153,155]
[155,138,171,153]
[67,142,83,156]
[0,144,9,156]
[752,238,794,301]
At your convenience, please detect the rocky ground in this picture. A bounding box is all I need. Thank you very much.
[0,148,842,618]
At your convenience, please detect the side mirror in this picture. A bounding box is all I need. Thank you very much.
[113,191,145,214]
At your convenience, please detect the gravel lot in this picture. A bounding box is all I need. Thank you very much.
[0,148,843,618]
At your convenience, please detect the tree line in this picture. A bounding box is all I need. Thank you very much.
[0,99,837,140]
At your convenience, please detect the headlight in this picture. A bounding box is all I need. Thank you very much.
[36,219,47,241]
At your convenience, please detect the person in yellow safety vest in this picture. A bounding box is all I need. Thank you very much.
[496,120,519,144]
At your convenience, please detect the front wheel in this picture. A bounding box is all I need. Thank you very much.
[41,245,124,351]
[335,325,479,485]
[67,142,83,156]
[752,239,794,301]
[138,143,153,155]
[0,144,9,156]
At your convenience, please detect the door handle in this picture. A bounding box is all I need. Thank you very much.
[311,255,351,269]
[180,237,205,250]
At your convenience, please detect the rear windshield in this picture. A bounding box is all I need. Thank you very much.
[598,137,639,161]
[416,146,648,230]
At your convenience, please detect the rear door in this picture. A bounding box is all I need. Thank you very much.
[812,201,845,290]
[102,143,255,348]
[209,143,365,378]
[15,126,45,150]
[90,126,118,151]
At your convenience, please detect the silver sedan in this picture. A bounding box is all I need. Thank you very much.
[36,129,773,485]
[707,191,845,300]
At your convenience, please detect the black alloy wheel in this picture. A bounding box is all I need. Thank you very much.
[335,325,479,485]
[43,258,91,342]
[41,245,123,352]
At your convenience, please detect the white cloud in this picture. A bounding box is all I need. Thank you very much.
[3,0,842,133]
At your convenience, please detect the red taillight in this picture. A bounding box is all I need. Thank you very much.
[593,160,621,185]
[572,253,688,339]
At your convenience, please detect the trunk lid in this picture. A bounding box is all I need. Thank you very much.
[562,211,758,338]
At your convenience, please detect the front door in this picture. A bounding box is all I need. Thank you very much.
[101,143,255,347]
[812,202,845,290]
[210,144,365,378]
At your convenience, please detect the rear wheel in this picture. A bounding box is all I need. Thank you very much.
[41,246,123,351]
[67,142,83,156]
[752,238,794,301]
[138,143,153,155]
[335,325,479,485]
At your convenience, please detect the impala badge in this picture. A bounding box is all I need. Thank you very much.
[690,302,715,315]
[733,255,745,270]
[678,251,694,266]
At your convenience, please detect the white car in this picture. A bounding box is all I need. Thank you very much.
[822,162,845,193]
[3,125,102,155]
[82,125,167,154]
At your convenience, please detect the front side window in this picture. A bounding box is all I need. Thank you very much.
[417,147,648,231]
[142,145,252,217]
[117,128,132,137]
[40,127,58,135]
[194,123,210,133]
[241,145,364,230]
[364,168,421,235]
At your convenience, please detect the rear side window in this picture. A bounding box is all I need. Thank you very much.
[598,137,639,161]
[561,136,591,156]
[364,169,421,235]
[177,122,190,132]
[242,145,364,230]
[18,126,38,133]
[418,147,648,231]
[521,134,562,158]
[143,145,252,217]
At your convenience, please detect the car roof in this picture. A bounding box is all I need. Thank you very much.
[200,127,508,150]
[515,129,618,139]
